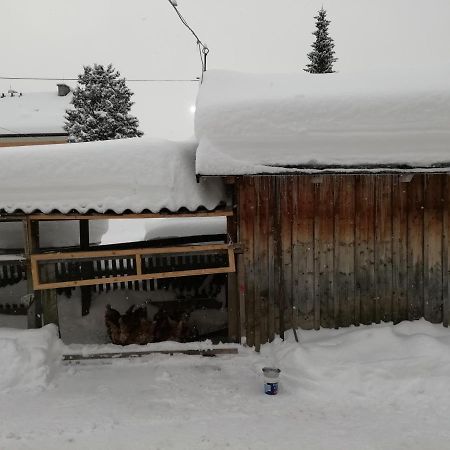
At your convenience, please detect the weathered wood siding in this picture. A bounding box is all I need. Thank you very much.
[236,174,450,349]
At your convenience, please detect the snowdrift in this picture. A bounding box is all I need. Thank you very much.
[0,325,62,393]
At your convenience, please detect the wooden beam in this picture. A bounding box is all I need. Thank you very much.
[63,347,239,361]
[79,220,91,316]
[32,265,235,291]
[32,243,232,261]
[27,209,233,221]
[23,218,42,328]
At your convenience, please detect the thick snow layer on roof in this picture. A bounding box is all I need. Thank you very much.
[0,91,71,135]
[0,137,226,214]
[195,70,450,175]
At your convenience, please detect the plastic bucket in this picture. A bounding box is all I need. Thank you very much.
[262,367,281,395]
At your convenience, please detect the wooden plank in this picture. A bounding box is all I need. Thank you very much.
[407,175,424,320]
[267,178,276,341]
[32,243,232,261]
[280,176,293,335]
[274,178,285,338]
[226,179,239,342]
[63,347,239,361]
[254,177,270,345]
[391,175,408,323]
[293,176,315,330]
[423,174,443,323]
[315,176,334,329]
[240,177,256,347]
[374,175,393,323]
[28,210,233,221]
[355,176,376,325]
[24,218,42,329]
[32,266,236,291]
[334,176,355,327]
[79,220,91,316]
[443,175,450,327]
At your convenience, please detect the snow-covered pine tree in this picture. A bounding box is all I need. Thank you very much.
[304,8,337,74]
[64,64,143,142]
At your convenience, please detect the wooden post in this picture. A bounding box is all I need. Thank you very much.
[227,180,240,343]
[23,218,42,328]
[79,220,91,316]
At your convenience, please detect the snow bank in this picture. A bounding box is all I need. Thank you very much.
[0,91,71,135]
[0,137,226,214]
[195,70,450,175]
[263,320,450,406]
[0,325,62,393]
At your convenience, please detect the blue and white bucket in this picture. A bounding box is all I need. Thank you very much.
[262,367,281,395]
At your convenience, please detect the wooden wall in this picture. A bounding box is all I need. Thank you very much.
[235,174,450,349]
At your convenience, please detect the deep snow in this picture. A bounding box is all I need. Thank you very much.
[195,70,450,175]
[0,137,226,214]
[1,320,450,449]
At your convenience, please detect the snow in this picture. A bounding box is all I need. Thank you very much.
[195,70,450,175]
[1,320,450,448]
[0,325,61,393]
[0,137,226,214]
[0,220,108,249]
[101,217,226,245]
[0,91,71,135]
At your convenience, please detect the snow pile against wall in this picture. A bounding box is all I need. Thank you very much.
[195,70,450,175]
[0,92,71,135]
[0,325,62,393]
[0,138,226,214]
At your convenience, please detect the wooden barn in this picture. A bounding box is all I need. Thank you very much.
[195,70,450,350]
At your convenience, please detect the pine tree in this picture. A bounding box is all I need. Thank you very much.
[65,64,143,143]
[304,8,337,73]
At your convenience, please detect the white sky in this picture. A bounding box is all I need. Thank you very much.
[1,0,449,139]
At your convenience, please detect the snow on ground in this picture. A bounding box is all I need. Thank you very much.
[1,320,450,449]
[195,70,450,175]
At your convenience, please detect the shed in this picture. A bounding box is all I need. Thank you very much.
[195,70,450,349]
[0,137,233,338]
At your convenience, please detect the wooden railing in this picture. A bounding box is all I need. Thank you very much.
[31,244,235,291]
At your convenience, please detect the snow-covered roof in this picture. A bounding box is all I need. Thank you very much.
[195,70,450,175]
[0,137,226,214]
[0,91,71,136]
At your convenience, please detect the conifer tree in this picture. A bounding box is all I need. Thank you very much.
[65,64,143,142]
[304,8,337,73]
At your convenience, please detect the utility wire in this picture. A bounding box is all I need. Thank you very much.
[0,76,199,82]
[166,0,209,81]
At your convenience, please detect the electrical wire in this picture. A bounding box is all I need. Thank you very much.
[166,0,209,81]
[0,76,199,82]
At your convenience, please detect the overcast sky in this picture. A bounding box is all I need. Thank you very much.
[1,0,449,139]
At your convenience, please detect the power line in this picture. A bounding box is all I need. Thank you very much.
[0,76,199,82]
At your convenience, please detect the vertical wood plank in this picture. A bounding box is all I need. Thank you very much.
[407,175,424,320]
[443,175,449,327]
[240,177,256,347]
[355,176,376,325]
[392,175,408,323]
[280,176,293,335]
[315,176,335,329]
[375,175,393,323]
[253,177,263,350]
[334,176,356,327]
[292,176,315,330]
[423,174,443,323]
[267,177,277,340]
